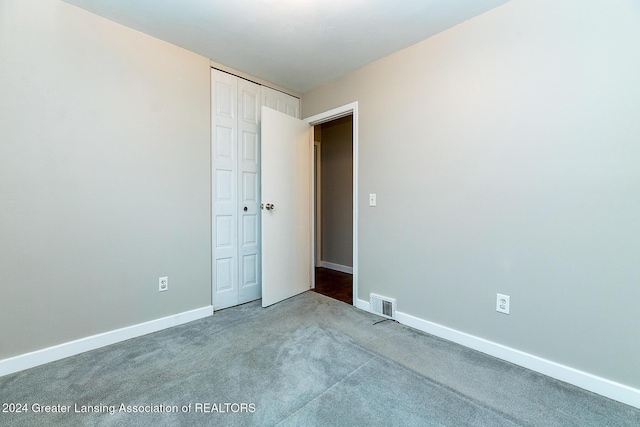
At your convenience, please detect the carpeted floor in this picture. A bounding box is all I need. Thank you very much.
[1,291,638,426]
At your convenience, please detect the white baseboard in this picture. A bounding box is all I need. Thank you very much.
[0,306,213,377]
[355,298,370,311]
[356,298,640,409]
[319,261,353,274]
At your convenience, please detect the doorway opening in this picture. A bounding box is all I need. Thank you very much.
[312,115,354,304]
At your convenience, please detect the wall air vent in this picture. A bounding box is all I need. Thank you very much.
[370,293,396,319]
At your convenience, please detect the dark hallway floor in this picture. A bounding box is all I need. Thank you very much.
[313,267,352,304]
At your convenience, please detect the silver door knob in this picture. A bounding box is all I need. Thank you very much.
[265,203,274,211]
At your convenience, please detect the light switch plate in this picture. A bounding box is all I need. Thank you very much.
[369,193,377,207]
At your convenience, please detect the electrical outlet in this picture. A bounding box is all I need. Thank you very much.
[159,276,168,292]
[496,293,510,314]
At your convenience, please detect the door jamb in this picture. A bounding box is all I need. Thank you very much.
[304,102,359,306]
[314,140,322,267]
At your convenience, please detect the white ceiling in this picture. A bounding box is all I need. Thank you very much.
[63,0,511,93]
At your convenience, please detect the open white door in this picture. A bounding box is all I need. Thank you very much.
[261,107,312,307]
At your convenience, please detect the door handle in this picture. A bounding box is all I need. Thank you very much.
[265,203,275,211]
[244,206,248,212]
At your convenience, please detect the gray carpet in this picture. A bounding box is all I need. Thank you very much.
[1,291,638,426]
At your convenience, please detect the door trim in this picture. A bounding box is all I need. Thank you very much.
[314,140,322,267]
[304,102,359,306]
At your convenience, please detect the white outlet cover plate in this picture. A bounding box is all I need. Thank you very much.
[496,293,510,314]
[369,193,377,206]
[159,276,168,292]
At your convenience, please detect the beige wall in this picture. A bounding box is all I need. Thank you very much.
[320,117,353,268]
[303,0,640,389]
[0,0,211,359]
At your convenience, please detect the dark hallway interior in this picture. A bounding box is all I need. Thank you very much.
[313,267,352,304]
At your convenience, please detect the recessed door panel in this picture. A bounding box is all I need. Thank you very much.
[242,172,257,203]
[285,103,299,118]
[215,81,235,119]
[241,90,258,125]
[216,258,233,291]
[216,216,233,248]
[215,125,235,160]
[243,255,257,286]
[240,254,259,302]
[215,170,234,202]
[242,214,257,246]
[242,131,258,165]
[264,97,279,111]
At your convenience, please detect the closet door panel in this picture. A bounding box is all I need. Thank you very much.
[283,93,300,119]
[262,86,300,118]
[262,87,282,114]
[212,70,239,310]
[238,78,262,304]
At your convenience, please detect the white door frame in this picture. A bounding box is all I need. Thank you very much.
[304,102,359,306]
[313,140,322,267]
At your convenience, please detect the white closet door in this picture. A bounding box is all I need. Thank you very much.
[262,86,300,118]
[212,71,299,310]
[212,70,263,310]
[212,69,239,310]
[237,78,262,304]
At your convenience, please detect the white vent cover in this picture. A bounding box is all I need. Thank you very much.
[370,293,396,319]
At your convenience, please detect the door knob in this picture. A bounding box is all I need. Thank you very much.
[265,203,274,211]
[243,206,248,212]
